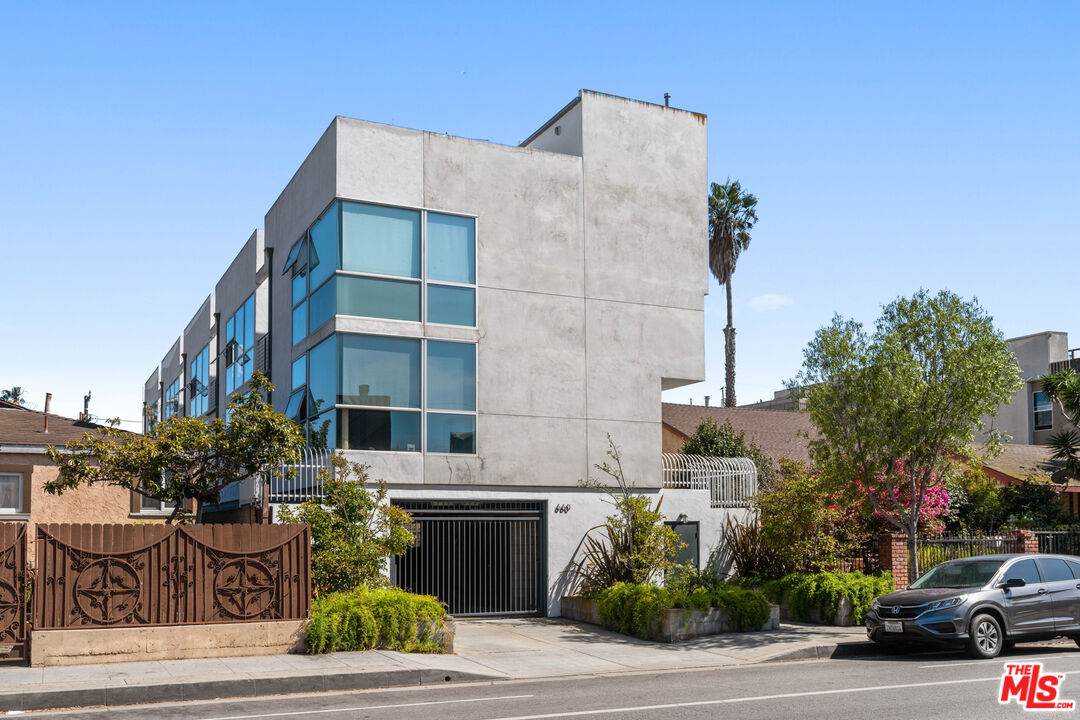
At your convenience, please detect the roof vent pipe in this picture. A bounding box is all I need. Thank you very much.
[44,392,52,432]
[664,93,670,107]
[704,395,710,407]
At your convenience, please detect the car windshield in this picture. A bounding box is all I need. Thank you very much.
[908,560,1005,589]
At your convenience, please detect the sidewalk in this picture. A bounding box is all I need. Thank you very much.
[0,619,872,712]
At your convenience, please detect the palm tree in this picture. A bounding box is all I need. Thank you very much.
[708,180,758,407]
[0,386,25,405]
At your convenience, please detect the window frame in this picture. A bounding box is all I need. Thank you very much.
[0,472,24,514]
[1034,390,1053,431]
[224,293,256,395]
[188,344,211,417]
[162,378,181,421]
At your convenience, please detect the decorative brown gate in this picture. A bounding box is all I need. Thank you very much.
[0,524,27,657]
[34,524,309,629]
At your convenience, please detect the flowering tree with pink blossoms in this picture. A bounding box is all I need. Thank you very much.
[792,290,1021,582]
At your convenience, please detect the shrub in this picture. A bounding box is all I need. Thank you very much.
[279,455,415,597]
[592,582,771,639]
[575,437,684,593]
[306,586,447,654]
[760,571,892,625]
[680,416,777,490]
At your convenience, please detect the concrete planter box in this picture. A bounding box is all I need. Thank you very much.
[774,595,856,626]
[560,596,780,643]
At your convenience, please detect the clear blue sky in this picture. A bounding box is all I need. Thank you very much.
[1,2,1077,427]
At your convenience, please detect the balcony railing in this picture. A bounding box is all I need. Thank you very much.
[661,453,757,508]
[1049,356,1080,375]
[267,447,334,503]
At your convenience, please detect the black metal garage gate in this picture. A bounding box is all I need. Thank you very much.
[392,501,546,617]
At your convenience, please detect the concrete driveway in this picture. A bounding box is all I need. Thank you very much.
[450,617,870,678]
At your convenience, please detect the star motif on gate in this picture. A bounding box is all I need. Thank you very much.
[74,558,141,625]
[214,558,276,619]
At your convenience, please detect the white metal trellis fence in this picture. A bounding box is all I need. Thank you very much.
[661,454,757,508]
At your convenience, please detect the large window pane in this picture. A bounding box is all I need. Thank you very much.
[337,275,420,322]
[341,202,420,278]
[291,270,307,306]
[340,335,420,408]
[427,213,475,283]
[338,409,420,452]
[0,473,23,512]
[428,284,475,326]
[427,341,476,411]
[291,355,306,390]
[292,301,307,345]
[308,336,336,418]
[307,410,336,450]
[309,276,336,332]
[427,413,475,454]
[308,203,339,290]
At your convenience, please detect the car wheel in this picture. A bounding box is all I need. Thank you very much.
[967,613,1003,659]
[1073,636,1080,650]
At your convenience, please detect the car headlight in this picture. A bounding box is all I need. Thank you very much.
[928,596,966,610]
[871,599,882,610]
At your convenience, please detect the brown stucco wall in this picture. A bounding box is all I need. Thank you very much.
[662,424,688,454]
[0,452,165,564]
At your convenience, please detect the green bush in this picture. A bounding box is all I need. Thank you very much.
[592,582,771,639]
[306,587,447,654]
[760,571,892,625]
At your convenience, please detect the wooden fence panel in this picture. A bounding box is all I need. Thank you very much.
[33,523,309,630]
[0,523,27,655]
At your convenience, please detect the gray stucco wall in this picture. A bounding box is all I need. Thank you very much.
[979,331,1069,445]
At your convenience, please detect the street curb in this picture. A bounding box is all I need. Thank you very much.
[760,641,881,663]
[0,667,502,713]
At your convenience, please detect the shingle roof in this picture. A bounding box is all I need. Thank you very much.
[0,404,128,447]
[975,443,1059,483]
[662,403,815,464]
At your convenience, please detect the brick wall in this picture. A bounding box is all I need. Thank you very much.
[879,529,1041,591]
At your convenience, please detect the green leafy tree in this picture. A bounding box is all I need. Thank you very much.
[680,415,777,489]
[45,372,304,522]
[754,459,852,574]
[1001,479,1072,529]
[1040,368,1080,483]
[279,455,415,597]
[793,290,1021,581]
[0,386,26,405]
[576,436,684,593]
[708,179,758,407]
[944,461,1008,534]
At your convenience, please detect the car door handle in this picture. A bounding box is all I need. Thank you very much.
[1038,588,1049,594]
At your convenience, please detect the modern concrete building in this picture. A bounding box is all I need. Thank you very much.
[978,331,1079,446]
[142,90,753,616]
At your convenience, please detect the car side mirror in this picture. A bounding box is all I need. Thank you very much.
[1000,577,1026,589]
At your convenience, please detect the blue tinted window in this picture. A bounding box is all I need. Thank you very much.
[341,202,420,278]
[428,284,475,326]
[291,355,306,390]
[163,378,180,420]
[338,409,420,452]
[427,213,475,284]
[291,270,306,307]
[308,277,336,333]
[427,341,476,411]
[427,413,475,454]
[337,275,420,322]
[285,389,306,420]
[308,337,335,418]
[308,203,339,290]
[188,344,210,416]
[340,335,420,408]
[292,301,307,345]
[307,410,335,450]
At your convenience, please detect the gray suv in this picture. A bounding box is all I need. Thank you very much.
[866,554,1080,659]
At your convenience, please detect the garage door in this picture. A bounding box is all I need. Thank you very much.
[392,500,546,617]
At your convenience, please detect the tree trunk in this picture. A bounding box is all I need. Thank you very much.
[724,280,736,407]
[907,525,920,584]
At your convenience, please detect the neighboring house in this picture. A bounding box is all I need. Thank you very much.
[662,402,814,464]
[973,443,1080,520]
[0,400,167,561]
[978,331,1080,446]
[740,388,807,412]
[141,90,750,617]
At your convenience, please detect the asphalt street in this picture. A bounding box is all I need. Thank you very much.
[20,645,1080,720]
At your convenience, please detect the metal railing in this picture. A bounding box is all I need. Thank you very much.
[1034,530,1080,556]
[916,535,1020,572]
[267,447,334,503]
[661,454,757,508]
